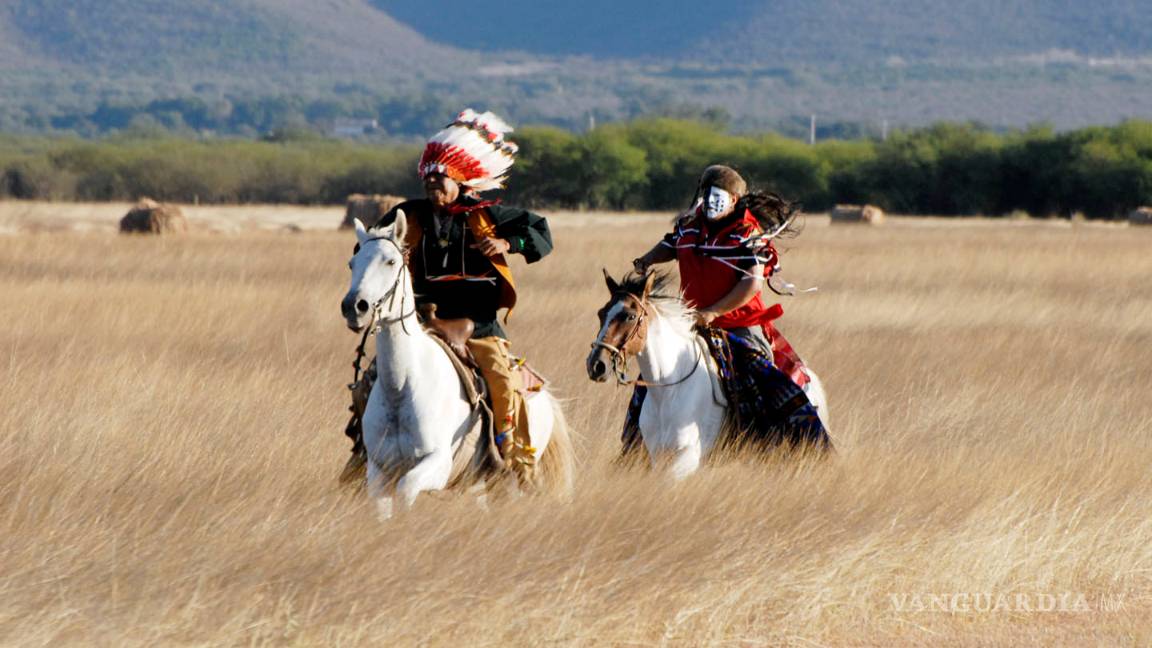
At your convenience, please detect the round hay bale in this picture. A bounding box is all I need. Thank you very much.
[861,204,886,225]
[119,198,187,235]
[340,194,405,230]
[831,204,885,225]
[1129,207,1152,226]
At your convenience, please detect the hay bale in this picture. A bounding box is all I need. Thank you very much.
[1129,207,1152,226]
[340,194,405,230]
[119,198,187,235]
[830,204,885,225]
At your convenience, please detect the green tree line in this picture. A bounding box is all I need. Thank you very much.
[4,119,1152,218]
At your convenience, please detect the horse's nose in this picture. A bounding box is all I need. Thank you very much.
[340,294,357,320]
[590,359,607,381]
[587,352,608,382]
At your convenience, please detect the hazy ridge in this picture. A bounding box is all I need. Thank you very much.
[2,0,1152,133]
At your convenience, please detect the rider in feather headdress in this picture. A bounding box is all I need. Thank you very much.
[342,109,553,484]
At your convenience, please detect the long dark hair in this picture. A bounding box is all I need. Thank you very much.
[735,190,802,239]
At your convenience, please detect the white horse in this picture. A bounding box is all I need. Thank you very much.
[341,214,573,516]
[586,271,829,480]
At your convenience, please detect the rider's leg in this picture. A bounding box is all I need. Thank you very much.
[725,326,773,357]
[466,336,532,483]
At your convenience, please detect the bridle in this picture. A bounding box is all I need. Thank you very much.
[591,291,702,388]
[347,235,416,393]
[356,235,416,336]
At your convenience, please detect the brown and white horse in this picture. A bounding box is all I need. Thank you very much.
[587,271,829,478]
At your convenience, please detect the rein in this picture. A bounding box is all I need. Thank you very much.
[592,292,703,388]
[360,235,417,336]
[347,235,417,388]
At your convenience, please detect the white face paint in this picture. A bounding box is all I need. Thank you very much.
[705,186,733,221]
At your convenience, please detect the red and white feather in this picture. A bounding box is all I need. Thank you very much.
[418,109,519,192]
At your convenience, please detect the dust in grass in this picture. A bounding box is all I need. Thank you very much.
[1,216,1151,645]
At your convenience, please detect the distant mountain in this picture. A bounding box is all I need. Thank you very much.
[1,0,468,80]
[379,0,1152,64]
[1,0,1151,135]
[373,0,752,59]
[694,0,1152,64]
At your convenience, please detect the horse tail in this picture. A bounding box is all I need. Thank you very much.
[804,369,831,434]
[535,392,576,498]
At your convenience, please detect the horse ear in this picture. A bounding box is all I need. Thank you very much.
[391,209,407,245]
[602,268,620,293]
[354,218,368,242]
[642,271,656,299]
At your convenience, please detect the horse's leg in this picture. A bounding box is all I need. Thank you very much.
[365,460,396,521]
[644,426,704,481]
[666,437,703,481]
[640,397,702,480]
[395,446,453,510]
[362,393,400,520]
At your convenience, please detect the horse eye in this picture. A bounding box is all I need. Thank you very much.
[387,259,397,266]
[627,314,638,321]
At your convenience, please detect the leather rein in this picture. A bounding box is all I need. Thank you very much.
[591,292,703,388]
[350,234,423,385]
[348,235,417,388]
[359,235,417,335]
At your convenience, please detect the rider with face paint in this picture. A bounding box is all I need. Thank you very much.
[620,165,827,458]
[620,165,830,458]
[632,165,782,353]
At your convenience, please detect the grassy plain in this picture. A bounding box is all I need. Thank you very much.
[1,205,1150,646]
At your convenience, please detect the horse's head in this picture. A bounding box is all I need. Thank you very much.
[586,269,658,382]
[341,211,409,332]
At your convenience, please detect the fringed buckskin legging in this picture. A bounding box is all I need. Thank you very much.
[466,337,531,459]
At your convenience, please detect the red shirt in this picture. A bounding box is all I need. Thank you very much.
[661,208,782,329]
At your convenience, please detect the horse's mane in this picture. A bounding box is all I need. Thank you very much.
[617,271,693,325]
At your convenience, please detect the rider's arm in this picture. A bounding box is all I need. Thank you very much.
[698,264,765,322]
[633,241,677,273]
[635,206,700,273]
[489,205,553,263]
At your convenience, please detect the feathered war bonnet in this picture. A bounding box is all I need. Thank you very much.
[418,109,519,192]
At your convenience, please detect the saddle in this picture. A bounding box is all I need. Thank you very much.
[419,304,477,366]
[418,304,546,394]
[418,305,547,477]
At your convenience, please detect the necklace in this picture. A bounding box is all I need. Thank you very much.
[434,212,454,249]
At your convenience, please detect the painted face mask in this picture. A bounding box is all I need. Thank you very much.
[705,186,733,221]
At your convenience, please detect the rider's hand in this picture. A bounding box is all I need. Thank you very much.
[632,256,650,274]
[470,237,511,257]
[694,311,718,327]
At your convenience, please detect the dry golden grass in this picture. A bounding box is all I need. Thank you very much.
[1,206,1150,646]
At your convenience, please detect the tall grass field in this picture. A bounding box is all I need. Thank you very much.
[1,206,1149,645]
